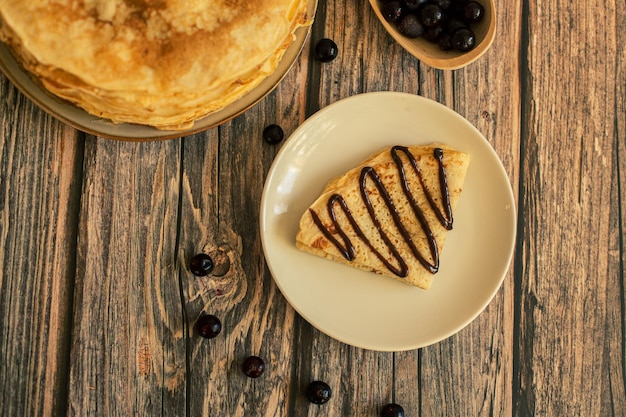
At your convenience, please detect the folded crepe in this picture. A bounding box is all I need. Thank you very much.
[0,0,311,130]
[296,144,470,290]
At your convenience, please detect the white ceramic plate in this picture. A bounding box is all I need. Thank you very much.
[260,92,516,351]
[0,0,316,140]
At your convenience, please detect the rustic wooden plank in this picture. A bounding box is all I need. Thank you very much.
[605,110,626,415]
[601,1,625,414]
[219,111,299,415]
[177,127,237,417]
[180,31,312,417]
[418,0,522,415]
[516,0,625,415]
[68,137,185,416]
[313,0,420,104]
[607,6,626,413]
[291,333,395,416]
[0,77,83,416]
[179,124,293,416]
[361,4,421,94]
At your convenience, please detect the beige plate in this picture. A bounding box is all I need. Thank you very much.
[369,0,495,70]
[261,92,516,351]
[0,0,317,141]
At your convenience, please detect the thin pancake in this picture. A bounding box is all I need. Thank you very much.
[0,0,311,130]
[296,144,470,290]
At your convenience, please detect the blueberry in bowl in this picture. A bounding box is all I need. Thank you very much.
[370,0,496,69]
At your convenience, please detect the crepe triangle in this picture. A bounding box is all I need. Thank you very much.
[296,144,470,290]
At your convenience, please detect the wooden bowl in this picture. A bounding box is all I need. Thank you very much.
[369,0,496,70]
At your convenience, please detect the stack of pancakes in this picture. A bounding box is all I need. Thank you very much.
[0,0,311,130]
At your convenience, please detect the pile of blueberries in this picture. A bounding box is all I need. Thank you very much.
[380,0,485,52]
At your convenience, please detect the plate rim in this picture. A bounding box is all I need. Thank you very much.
[260,91,517,351]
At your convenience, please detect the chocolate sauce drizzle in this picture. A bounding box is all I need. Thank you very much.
[309,146,454,277]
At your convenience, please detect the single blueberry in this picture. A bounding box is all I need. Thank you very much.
[263,124,284,145]
[195,314,222,339]
[314,38,339,62]
[306,381,332,404]
[190,253,214,276]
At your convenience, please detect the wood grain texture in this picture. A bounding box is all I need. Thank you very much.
[0,77,83,417]
[516,0,625,415]
[179,32,312,417]
[417,0,521,414]
[612,6,626,415]
[68,138,185,416]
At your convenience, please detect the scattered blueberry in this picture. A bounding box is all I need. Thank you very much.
[314,38,338,62]
[262,124,284,145]
[190,253,214,276]
[306,380,332,404]
[242,356,265,378]
[195,314,222,339]
[380,403,405,417]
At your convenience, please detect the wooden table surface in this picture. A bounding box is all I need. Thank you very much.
[1,1,624,416]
